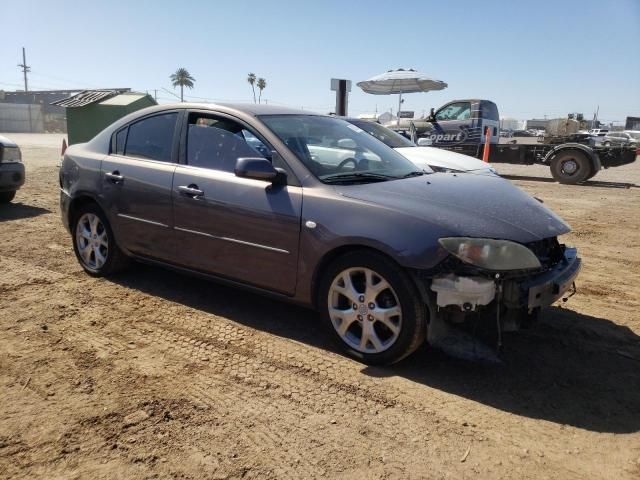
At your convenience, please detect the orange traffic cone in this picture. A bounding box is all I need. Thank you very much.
[482,126,491,163]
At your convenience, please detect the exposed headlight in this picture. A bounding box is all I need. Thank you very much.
[1,146,22,163]
[439,237,541,271]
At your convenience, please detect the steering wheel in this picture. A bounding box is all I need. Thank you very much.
[336,157,358,171]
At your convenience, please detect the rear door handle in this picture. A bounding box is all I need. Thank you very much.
[178,185,204,198]
[105,171,124,183]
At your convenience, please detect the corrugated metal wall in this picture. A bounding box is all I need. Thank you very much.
[0,104,44,133]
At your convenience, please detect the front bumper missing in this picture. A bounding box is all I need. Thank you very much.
[429,247,581,312]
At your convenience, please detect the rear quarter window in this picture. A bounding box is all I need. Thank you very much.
[480,102,499,121]
[114,127,127,155]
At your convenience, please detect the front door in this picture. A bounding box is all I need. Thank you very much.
[172,112,302,295]
[100,111,180,260]
[431,101,475,145]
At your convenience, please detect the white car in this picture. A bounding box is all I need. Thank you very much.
[344,118,497,175]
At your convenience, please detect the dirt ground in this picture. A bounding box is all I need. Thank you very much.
[1,133,639,479]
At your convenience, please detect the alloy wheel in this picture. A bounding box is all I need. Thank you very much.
[75,213,109,270]
[327,267,402,354]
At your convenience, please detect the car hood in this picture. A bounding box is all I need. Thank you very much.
[395,146,494,173]
[334,173,571,243]
[0,135,18,148]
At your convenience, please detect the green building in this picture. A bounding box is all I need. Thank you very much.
[52,89,157,145]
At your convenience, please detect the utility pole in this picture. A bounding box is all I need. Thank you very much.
[18,47,33,132]
[18,47,30,92]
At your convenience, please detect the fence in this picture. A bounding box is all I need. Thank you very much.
[0,103,45,133]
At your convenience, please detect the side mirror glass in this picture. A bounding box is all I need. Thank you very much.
[235,157,284,183]
[417,138,432,146]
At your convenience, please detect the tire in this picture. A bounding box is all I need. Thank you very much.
[0,191,16,203]
[603,141,611,147]
[550,150,593,184]
[318,250,427,365]
[71,203,129,276]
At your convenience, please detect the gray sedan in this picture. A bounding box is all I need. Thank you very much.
[59,104,581,364]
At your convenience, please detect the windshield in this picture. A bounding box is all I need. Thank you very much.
[260,115,425,182]
[347,119,415,148]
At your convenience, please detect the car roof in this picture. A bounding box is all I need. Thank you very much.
[158,102,313,116]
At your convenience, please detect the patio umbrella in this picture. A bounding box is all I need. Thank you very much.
[357,68,447,124]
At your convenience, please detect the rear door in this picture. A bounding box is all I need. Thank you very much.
[172,111,302,295]
[101,111,181,261]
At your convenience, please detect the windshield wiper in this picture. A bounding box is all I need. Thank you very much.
[322,172,398,184]
[401,171,426,178]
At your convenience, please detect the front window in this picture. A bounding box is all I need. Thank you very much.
[348,120,415,148]
[186,113,268,172]
[435,102,471,121]
[260,115,423,183]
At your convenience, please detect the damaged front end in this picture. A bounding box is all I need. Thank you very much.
[421,236,581,362]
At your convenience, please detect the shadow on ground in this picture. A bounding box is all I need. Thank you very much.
[0,202,51,222]
[502,174,638,189]
[113,263,640,434]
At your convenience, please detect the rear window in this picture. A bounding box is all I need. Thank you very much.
[480,102,499,121]
[124,112,178,162]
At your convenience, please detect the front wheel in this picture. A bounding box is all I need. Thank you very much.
[0,191,16,203]
[319,251,427,365]
[72,203,129,276]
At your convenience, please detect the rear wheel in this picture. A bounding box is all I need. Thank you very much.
[0,191,16,203]
[72,203,129,276]
[550,150,592,184]
[319,251,427,365]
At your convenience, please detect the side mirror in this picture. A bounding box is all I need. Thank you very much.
[417,138,432,146]
[427,108,436,122]
[235,157,285,183]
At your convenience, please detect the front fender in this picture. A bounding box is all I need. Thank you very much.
[294,188,450,304]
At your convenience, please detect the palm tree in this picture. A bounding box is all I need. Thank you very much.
[247,73,257,103]
[257,77,267,104]
[170,68,196,102]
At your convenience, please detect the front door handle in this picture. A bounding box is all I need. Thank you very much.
[178,185,204,198]
[105,171,124,183]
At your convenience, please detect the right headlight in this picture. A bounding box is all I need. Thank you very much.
[439,237,541,271]
[1,146,22,163]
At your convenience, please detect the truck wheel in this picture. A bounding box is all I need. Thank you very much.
[0,191,16,203]
[319,250,427,365]
[550,150,592,184]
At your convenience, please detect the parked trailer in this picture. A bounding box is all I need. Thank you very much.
[438,138,638,184]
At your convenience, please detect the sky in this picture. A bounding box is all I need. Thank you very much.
[2,0,639,124]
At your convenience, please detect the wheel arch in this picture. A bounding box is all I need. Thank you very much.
[310,244,420,310]
[67,193,104,230]
[544,143,601,174]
